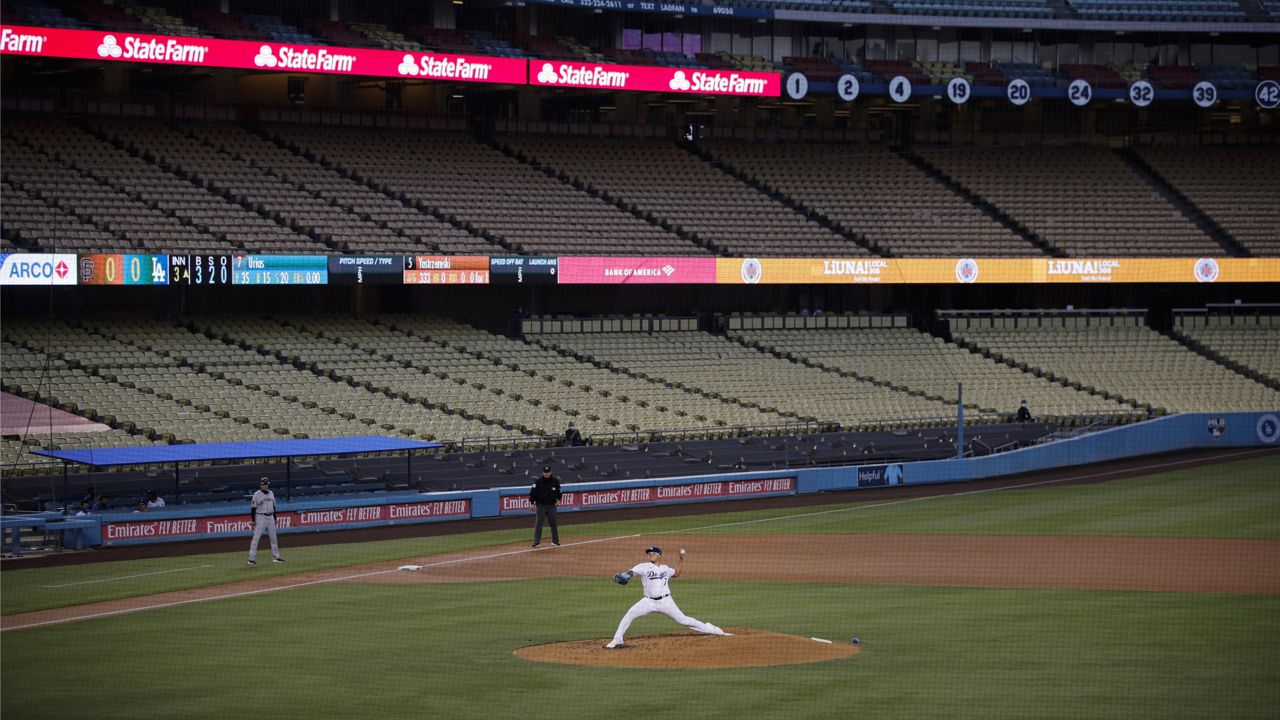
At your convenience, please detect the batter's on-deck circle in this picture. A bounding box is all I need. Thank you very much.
[605,546,729,649]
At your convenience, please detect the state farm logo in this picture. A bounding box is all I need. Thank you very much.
[254,45,277,67]
[1194,258,1220,283]
[669,70,691,91]
[256,44,354,72]
[98,34,209,63]
[741,258,762,284]
[1,28,48,53]
[97,34,123,58]
[398,53,492,80]
[537,62,629,88]
[955,258,979,284]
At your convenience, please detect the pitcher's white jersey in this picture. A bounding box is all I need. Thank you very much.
[630,562,675,597]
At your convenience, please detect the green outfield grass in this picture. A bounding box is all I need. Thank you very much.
[3,580,1277,720]
[3,454,1278,719]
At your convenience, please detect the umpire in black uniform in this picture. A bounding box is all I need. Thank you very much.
[529,466,563,548]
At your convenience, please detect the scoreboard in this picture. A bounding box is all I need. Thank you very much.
[169,255,233,285]
[77,254,169,285]
[403,255,490,285]
[232,255,328,285]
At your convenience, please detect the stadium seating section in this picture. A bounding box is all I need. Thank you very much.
[1133,146,1280,257]
[948,314,1280,413]
[700,143,1037,256]
[6,311,1274,477]
[1173,314,1280,385]
[6,112,1278,259]
[914,146,1222,257]
[501,136,870,256]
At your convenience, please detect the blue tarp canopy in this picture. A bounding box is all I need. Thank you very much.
[32,436,441,467]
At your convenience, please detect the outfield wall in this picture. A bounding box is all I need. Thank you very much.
[84,411,1277,546]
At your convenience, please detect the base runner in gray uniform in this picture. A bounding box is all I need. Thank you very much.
[247,478,284,565]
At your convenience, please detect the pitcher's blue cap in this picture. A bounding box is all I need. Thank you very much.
[645,546,662,555]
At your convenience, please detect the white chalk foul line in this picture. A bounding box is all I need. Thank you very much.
[4,535,643,632]
[43,565,214,588]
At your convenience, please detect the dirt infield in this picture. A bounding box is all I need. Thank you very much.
[359,534,1280,594]
[6,532,1279,632]
[515,628,860,669]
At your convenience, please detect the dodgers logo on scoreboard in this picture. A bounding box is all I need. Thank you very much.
[741,258,762,284]
[1207,417,1226,439]
[955,258,979,284]
[1194,258,1220,283]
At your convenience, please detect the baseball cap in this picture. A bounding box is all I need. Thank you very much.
[259,477,270,485]
[645,546,662,555]
[542,466,551,472]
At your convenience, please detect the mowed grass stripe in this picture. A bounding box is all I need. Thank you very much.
[4,454,1278,617]
[3,580,1278,720]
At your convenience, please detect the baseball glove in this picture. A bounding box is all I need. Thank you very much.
[612,571,632,585]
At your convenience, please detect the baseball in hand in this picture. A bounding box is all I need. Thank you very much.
[680,548,686,556]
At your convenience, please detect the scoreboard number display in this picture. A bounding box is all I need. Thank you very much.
[1128,80,1154,108]
[170,255,232,285]
[490,256,558,285]
[785,72,808,100]
[1068,79,1092,107]
[1192,81,1218,108]
[1257,80,1280,110]
[946,76,971,105]
[836,74,860,102]
[1007,78,1031,106]
[888,76,912,103]
[77,254,169,285]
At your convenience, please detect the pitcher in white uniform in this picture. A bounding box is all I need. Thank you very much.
[605,546,729,648]
[247,478,284,565]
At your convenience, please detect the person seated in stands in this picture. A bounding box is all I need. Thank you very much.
[90,495,110,513]
[75,500,93,516]
[133,501,148,513]
[564,422,589,447]
[1015,400,1033,423]
[145,490,166,509]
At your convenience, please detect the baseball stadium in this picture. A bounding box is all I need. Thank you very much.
[1,0,1279,717]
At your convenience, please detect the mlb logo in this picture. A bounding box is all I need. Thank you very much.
[1207,417,1226,439]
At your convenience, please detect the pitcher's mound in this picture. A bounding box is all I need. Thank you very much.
[515,628,860,669]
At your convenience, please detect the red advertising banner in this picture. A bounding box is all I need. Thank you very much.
[102,499,470,542]
[0,25,525,84]
[501,477,795,514]
[556,256,718,284]
[530,60,779,97]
